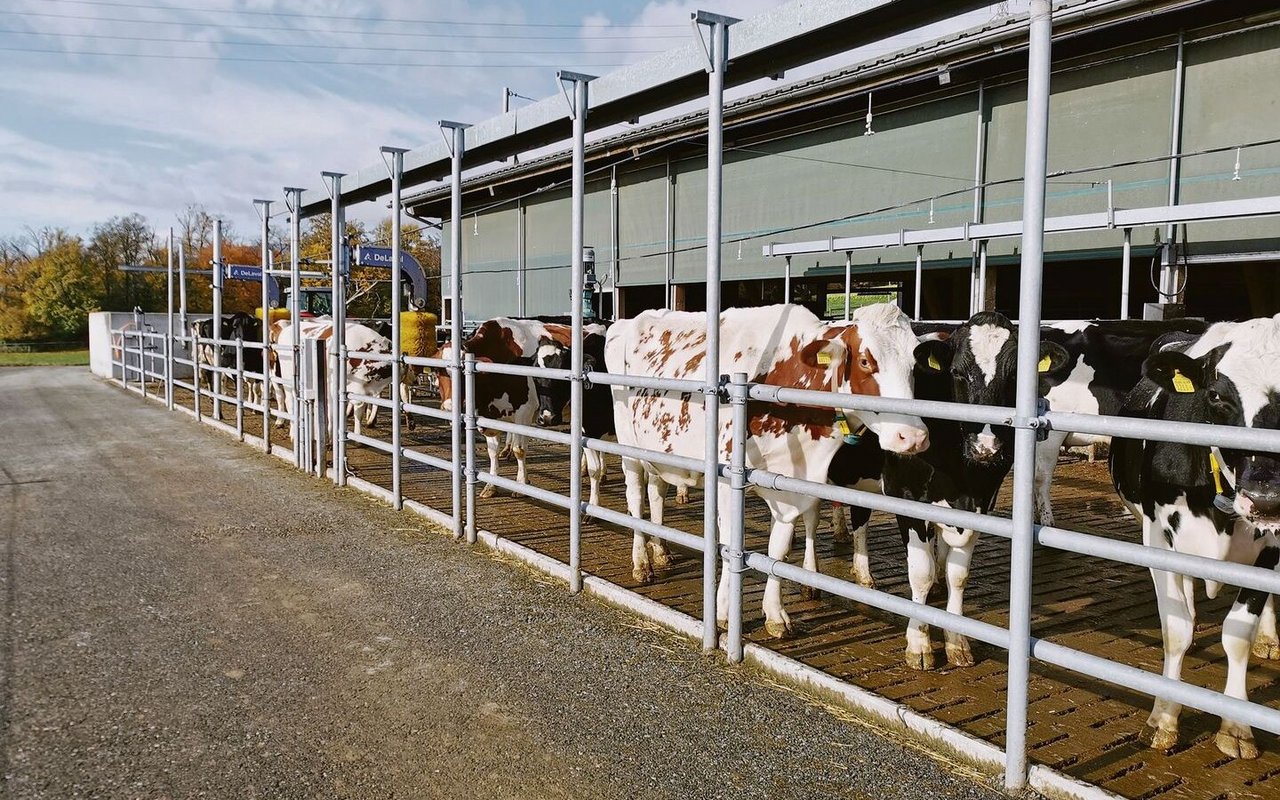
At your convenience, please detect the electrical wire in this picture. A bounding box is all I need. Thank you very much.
[38,0,688,28]
[2,10,689,39]
[0,27,667,55]
[0,44,637,68]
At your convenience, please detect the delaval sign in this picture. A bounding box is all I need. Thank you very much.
[354,246,417,272]
[227,264,263,282]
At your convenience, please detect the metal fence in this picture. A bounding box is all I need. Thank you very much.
[104,3,1280,794]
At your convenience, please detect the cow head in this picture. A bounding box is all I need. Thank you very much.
[1144,318,1280,532]
[533,337,569,427]
[821,304,930,455]
[916,311,1069,465]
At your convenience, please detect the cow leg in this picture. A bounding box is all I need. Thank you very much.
[272,382,288,429]
[622,458,653,584]
[1141,525,1196,752]
[1252,594,1280,660]
[940,525,978,667]
[479,433,500,499]
[584,448,605,507]
[799,504,823,601]
[902,516,937,670]
[848,505,875,589]
[762,514,799,639]
[1033,432,1067,526]
[675,484,689,505]
[1215,547,1278,759]
[401,380,415,431]
[645,475,672,571]
[831,501,851,543]
[512,434,528,486]
[365,399,378,428]
[497,434,513,461]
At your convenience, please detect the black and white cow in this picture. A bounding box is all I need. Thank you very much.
[883,312,1070,669]
[1111,316,1280,760]
[532,325,613,506]
[191,312,265,404]
[1034,318,1208,524]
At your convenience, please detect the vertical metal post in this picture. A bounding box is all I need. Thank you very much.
[464,352,478,544]
[611,164,621,321]
[235,338,245,440]
[516,197,527,317]
[382,147,408,511]
[1120,228,1132,320]
[914,245,924,319]
[441,120,469,541]
[178,242,188,393]
[1161,32,1186,302]
[560,70,595,594]
[1005,1,1052,791]
[212,218,224,421]
[977,240,989,313]
[165,228,175,410]
[323,173,347,485]
[696,10,737,653]
[285,187,304,469]
[664,157,675,309]
[843,251,852,321]
[254,199,273,454]
[783,256,791,304]
[726,372,749,662]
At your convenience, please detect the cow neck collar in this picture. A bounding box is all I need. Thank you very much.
[1210,446,1237,517]
[833,411,867,444]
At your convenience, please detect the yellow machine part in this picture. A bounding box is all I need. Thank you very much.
[400,311,438,358]
[255,307,291,324]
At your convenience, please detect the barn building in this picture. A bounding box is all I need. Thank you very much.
[401,0,1280,325]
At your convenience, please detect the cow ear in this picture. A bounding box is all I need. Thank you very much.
[1037,342,1071,377]
[914,339,951,373]
[1145,350,1205,394]
[800,338,847,369]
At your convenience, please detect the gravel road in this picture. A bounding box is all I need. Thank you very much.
[0,367,1009,799]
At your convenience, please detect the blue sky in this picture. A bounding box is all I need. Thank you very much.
[0,0,1024,242]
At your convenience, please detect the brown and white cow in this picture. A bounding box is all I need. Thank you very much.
[268,318,393,441]
[605,303,931,637]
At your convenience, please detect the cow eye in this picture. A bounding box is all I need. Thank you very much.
[1207,389,1223,405]
[858,356,871,370]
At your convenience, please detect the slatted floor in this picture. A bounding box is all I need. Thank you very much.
[161,383,1280,800]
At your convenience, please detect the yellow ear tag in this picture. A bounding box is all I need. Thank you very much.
[1171,369,1195,394]
[816,350,832,366]
[1209,451,1225,495]
[1038,355,1052,373]
[926,355,941,372]
[835,414,852,436]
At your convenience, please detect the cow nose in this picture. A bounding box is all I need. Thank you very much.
[537,410,553,426]
[893,427,929,455]
[1241,487,1280,516]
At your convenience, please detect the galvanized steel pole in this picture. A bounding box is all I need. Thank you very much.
[1120,227,1132,320]
[914,245,923,319]
[165,228,175,410]
[324,173,347,485]
[285,187,304,469]
[464,352,478,544]
[1005,1,1052,791]
[382,148,408,510]
[441,120,468,541]
[843,251,852,321]
[977,239,988,313]
[212,218,224,421]
[254,199,272,454]
[696,10,737,653]
[561,70,595,594]
[726,372,749,662]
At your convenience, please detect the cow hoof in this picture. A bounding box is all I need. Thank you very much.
[675,488,689,506]
[946,641,974,668]
[1139,724,1178,752]
[1252,636,1280,660]
[632,566,654,585]
[648,546,672,569]
[716,617,728,631]
[1215,729,1259,760]
[905,648,935,671]
[764,619,792,639]
[478,484,496,499]
[799,585,822,601]
[851,569,876,590]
